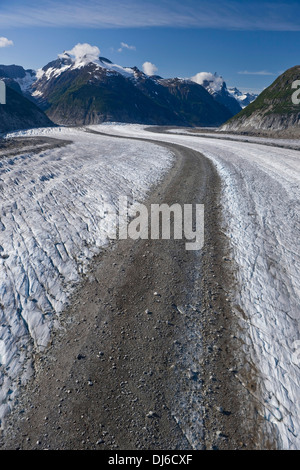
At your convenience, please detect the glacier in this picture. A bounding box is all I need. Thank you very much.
[89,123,300,450]
[0,127,174,427]
[1,122,299,450]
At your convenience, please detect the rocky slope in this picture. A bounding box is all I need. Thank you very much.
[219,66,300,137]
[0,85,53,134]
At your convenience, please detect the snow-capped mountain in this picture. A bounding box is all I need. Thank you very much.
[227,87,258,108]
[1,44,257,128]
[0,64,36,98]
[190,72,243,115]
[27,47,234,127]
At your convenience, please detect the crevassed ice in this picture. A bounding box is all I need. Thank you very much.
[91,124,300,450]
[0,127,173,427]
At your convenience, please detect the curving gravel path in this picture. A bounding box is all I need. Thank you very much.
[0,136,262,450]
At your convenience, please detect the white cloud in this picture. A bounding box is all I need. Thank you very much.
[142,61,158,76]
[0,37,13,48]
[59,43,100,64]
[190,72,224,92]
[238,70,276,76]
[118,42,136,52]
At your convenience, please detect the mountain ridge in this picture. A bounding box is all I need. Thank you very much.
[27,54,233,127]
[0,47,258,129]
[219,66,300,137]
[0,85,53,135]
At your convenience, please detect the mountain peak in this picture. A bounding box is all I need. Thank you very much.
[190,71,225,93]
[1,43,256,129]
[190,71,242,115]
[37,45,138,83]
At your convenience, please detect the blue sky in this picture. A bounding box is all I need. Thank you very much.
[1,0,300,93]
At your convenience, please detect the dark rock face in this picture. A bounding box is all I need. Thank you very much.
[211,82,242,116]
[0,86,53,134]
[0,64,33,80]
